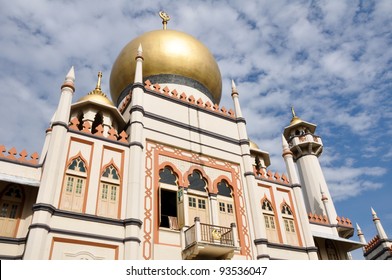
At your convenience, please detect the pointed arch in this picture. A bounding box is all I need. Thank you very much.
[184,167,211,225]
[261,195,279,243]
[157,162,183,187]
[96,159,122,219]
[66,151,89,173]
[156,164,182,230]
[261,196,274,212]
[184,167,211,193]
[215,177,237,228]
[59,151,89,213]
[101,159,121,180]
[212,175,233,195]
[280,199,299,246]
[280,200,293,215]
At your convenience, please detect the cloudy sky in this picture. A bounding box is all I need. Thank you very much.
[0,0,391,259]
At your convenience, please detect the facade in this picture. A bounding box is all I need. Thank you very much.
[0,16,385,260]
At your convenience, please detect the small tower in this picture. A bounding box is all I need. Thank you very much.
[362,208,392,260]
[356,223,367,253]
[282,108,337,222]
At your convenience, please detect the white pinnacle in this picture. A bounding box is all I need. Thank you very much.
[281,134,289,150]
[231,79,237,93]
[65,66,75,83]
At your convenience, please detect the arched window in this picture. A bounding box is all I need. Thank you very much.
[217,180,236,227]
[261,198,279,243]
[158,166,179,229]
[97,164,121,219]
[187,170,209,225]
[59,157,87,212]
[0,185,23,237]
[281,202,298,246]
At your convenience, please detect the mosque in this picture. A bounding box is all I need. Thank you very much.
[0,12,390,260]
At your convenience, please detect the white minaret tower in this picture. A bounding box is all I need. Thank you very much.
[282,135,318,259]
[356,223,367,253]
[123,44,145,259]
[371,207,388,239]
[24,67,75,259]
[282,108,338,223]
[231,80,270,260]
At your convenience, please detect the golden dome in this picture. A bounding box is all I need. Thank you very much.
[78,72,114,106]
[249,139,260,150]
[109,29,222,105]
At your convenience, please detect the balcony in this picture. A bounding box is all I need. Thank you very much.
[182,217,238,260]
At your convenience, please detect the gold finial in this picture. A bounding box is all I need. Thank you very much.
[159,11,170,30]
[88,71,107,97]
[290,106,303,125]
[291,106,296,118]
[96,71,102,90]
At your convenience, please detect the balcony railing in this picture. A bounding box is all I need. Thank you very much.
[182,217,238,259]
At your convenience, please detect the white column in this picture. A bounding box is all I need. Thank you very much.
[24,67,75,259]
[124,45,145,259]
[232,81,269,259]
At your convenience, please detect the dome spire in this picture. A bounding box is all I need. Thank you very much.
[290,106,303,125]
[88,71,106,97]
[159,11,170,30]
[77,71,114,106]
[95,71,102,91]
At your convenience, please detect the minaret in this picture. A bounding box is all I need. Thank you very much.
[124,44,145,259]
[24,67,75,259]
[371,207,388,239]
[356,223,367,253]
[282,135,318,259]
[282,108,338,223]
[232,80,270,260]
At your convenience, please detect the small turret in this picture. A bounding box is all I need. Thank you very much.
[371,207,388,239]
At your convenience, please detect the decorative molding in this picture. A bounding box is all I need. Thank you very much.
[0,144,39,166]
[0,254,23,260]
[129,141,144,149]
[51,121,69,130]
[32,203,142,228]
[0,236,27,245]
[144,111,240,145]
[68,117,129,144]
[29,223,141,244]
[308,213,329,225]
[143,80,236,120]
[254,167,290,185]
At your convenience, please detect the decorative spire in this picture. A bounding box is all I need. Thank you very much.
[356,223,367,246]
[96,71,102,90]
[291,106,296,118]
[88,71,107,97]
[61,66,75,91]
[281,134,289,150]
[371,207,388,239]
[371,207,378,220]
[159,11,170,30]
[231,80,238,96]
[290,106,303,125]
[137,44,143,57]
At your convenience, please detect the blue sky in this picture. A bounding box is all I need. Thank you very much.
[0,0,391,259]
